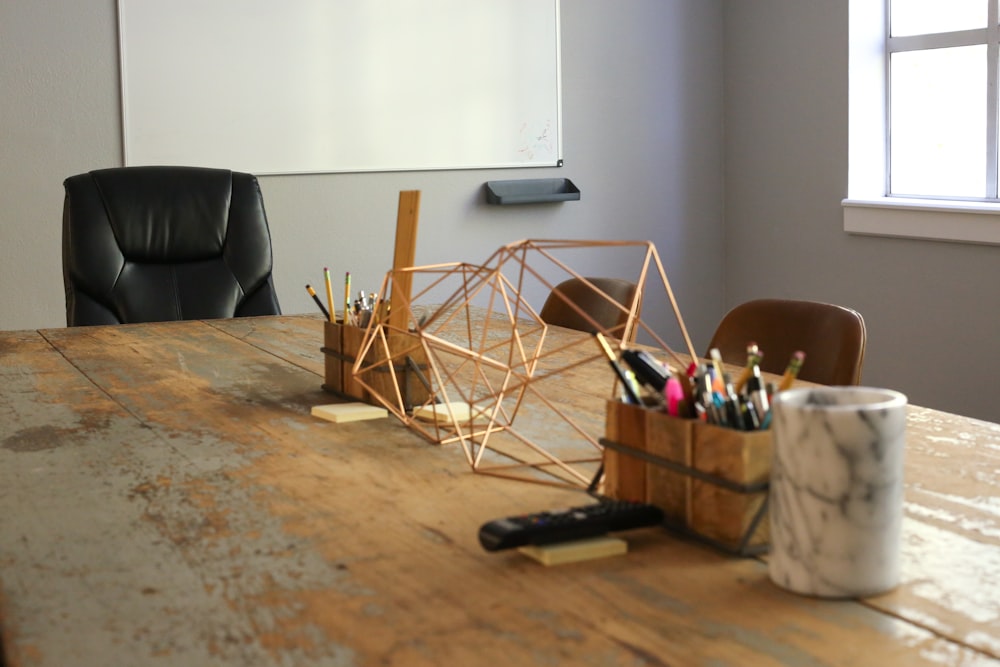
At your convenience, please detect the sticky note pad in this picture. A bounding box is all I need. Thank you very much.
[517,536,628,566]
[311,403,388,424]
[412,402,478,423]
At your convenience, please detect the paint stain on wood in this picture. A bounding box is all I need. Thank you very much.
[3,424,72,452]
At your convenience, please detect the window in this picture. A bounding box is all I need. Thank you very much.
[888,0,997,200]
[844,0,1000,245]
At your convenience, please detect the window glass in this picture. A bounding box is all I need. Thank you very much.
[890,0,986,36]
[889,45,987,198]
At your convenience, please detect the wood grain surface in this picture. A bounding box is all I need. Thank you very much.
[1,315,998,666]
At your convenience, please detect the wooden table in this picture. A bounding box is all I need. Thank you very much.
[1,315,998,666]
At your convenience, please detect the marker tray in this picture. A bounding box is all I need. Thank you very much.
[602,400,772,557]
[484,178,580,205]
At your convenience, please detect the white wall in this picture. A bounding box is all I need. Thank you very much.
[0,0,726,356]
[724,0,1000,422]
[11,0,987,422]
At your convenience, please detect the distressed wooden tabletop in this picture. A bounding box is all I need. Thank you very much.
[0,315,998,666]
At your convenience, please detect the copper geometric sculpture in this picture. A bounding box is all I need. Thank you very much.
[352,239,697,488]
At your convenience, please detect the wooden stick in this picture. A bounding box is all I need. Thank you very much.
[388,190,421,331]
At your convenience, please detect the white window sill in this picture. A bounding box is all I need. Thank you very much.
[843,198,1000,246]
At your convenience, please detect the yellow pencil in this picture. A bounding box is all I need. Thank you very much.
[777,351,806,392]
[323,268,335,323]
[733,343,762,394]
[305,284,330,321]
[344,272,352,325]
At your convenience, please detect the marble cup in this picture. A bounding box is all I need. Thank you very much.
[768,386,908,598]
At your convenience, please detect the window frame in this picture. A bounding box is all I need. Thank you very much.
[844,0,1000,245]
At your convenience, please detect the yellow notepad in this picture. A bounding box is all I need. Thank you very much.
[518,536,628,566]
[412,401,478,423]
[311,403,388,423]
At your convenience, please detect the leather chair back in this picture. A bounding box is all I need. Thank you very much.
[706,298,867,385]
[63,166,281,326]
[539,277,638,339]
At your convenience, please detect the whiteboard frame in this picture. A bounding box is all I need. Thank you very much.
[117,0,563,175]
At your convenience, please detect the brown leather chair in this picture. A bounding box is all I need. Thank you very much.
[706,299,866,385]
[539,277,638,338]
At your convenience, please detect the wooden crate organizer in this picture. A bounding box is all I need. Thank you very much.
[321,320,430,409]
[602,400,772,556]
[322,320,370,401]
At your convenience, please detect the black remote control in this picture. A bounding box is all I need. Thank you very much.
[478,499,665,552]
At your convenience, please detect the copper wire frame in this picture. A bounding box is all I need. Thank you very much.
[351,239,697,488]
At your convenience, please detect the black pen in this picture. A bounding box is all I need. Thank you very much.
[621,348,670,393]
[746,362,770,426]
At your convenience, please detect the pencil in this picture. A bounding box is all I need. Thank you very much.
[593,332,642,405]
[733,343,762,394]
[323,268,335,323]
[344,272,352,325]
[777,351,806,392]
[305,284,330,321]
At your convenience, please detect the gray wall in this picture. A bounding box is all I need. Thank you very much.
[3,0,996,421]
[0,0,724,356]
[724,0,1000,421]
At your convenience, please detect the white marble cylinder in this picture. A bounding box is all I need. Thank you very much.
[768,387,907,598]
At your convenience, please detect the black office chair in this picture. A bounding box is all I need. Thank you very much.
[539,277,639,340]
[706,298,867,385]
[62,166,281,326]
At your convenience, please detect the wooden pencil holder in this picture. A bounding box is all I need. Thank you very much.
[321,320,431,411]
[321,320,370,402]
[602,400,772,556]
[360,330,432,412]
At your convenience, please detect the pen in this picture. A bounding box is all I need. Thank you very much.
[621,348,670,393]
[593,332,642,405]
[746,362,770,424]
[694,364,717,423]
[740,395,761,430]
[709,348,744,429]
[305,284,330,321]
[322,268,335,323]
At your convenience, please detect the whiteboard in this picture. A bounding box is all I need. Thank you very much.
[118,0,562,174]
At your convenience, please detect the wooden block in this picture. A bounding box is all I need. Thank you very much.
[518,536,627,566]
[322,320,369,401]
[340,324,369,400]
[311,403,388,424]
[322,319,344,393]
[644,410,692,524]
[689,422,772,548]
[603,401,647,502]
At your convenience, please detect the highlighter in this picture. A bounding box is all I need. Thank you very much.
[665,377,685,416]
